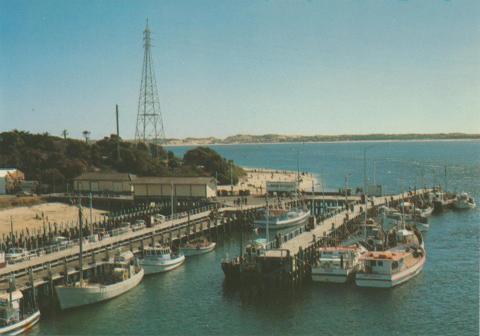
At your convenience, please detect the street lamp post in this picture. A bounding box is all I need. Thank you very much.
[344,173,351,211]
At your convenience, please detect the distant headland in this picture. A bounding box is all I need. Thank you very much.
[164,133,480,146]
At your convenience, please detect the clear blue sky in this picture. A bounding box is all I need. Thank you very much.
[1,0,479,139]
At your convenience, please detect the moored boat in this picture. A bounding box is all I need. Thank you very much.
[139,244,185,274]
[55,250,144,310]
[453,192,476,210]
[355,228,426,288]
[0,290,40,335]
[179,238,216,257]
[311,245,366,283]
[254,208,310,230]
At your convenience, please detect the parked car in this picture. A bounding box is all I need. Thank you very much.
[153,214,166,224]
[131,219,146,231]
[6,248,30,264]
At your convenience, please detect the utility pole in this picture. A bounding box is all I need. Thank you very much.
[170,182,174,217]
[344,173,351,211]
[89,192,93,237]
[116,104,120,162]
[230,161,233,195]
[78,198,84,287]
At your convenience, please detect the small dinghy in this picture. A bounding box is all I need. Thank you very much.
[179,238,216,257]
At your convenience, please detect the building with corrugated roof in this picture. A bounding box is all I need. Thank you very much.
[132,176,217,200]
[73,172,136,194]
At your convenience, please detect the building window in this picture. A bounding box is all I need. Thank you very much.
[378,261,383,267]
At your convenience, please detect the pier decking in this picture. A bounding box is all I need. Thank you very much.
[271,190,426,256]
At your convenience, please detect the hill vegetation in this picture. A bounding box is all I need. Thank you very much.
[0,131,244,192]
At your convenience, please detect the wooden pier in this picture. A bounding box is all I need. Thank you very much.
[223,189,433,287]
[0,188,434,308]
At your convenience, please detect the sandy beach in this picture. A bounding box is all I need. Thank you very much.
[219,168,318,195]
[0,202,106,236]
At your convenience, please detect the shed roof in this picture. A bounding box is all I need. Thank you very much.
[132,176,215,185]
[73,172,136,182]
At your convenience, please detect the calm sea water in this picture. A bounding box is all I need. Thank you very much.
[34,141,479,336]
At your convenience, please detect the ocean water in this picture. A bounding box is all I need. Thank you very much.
[34,141,479,335]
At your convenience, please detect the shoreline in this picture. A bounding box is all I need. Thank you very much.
[165,138,480,147]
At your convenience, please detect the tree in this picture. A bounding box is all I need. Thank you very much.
[183,147,244,184]
[82,130,90,143]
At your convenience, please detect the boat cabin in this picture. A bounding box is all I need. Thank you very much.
[0,291,22,326]
[113,251,135,265]
[143,245,172,257]
[396,229,418,245]
[359,251,407,276]
[316,247,359,270]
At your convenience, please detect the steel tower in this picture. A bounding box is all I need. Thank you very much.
[135,20,165,145]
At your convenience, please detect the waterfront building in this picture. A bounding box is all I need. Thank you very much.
[132,176,217,201]
[73,172,136,195]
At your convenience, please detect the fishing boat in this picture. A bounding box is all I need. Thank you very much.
[341,218,385,251]
[453,192,476,210]
[311,245,367,283]
[138,244,185,274]
[55,250,144,310]
[221,239,267,279]
[0,290,40,335]
[418,206,433,217]
[355,227,426,288]
[179,238,216,257]
[254,208,310,230]
[379,207,429,233]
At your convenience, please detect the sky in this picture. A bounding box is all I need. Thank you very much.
[0,0,479,140]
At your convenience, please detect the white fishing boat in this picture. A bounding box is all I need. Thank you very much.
[139,244,185,274]
[419,206,433,217]
[254,208,310,230]
[355,228,426,288]
[0,290,40,335]
[55,250,144,310]
[453,192,476,210]
[179,238,216,257]
[311,245,367,283]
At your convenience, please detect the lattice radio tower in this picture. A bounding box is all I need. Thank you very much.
[135,20,165,146]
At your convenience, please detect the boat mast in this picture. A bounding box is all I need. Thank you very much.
[444,165,448,193]
[363,148,367,240]
[266,196,269,249]
[78,197,84,287]
[89,192,93,237]
[296,148,300,209]
[9,216,14,246]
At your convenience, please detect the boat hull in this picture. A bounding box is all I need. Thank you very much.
[255,211,310,230]
[139,255,185,275]
[0,310,40,336]
[55,269,144,310]
[453,202,476,210]
[355,254,426,288]
[311,269,352,283]
[180,243,216,257]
